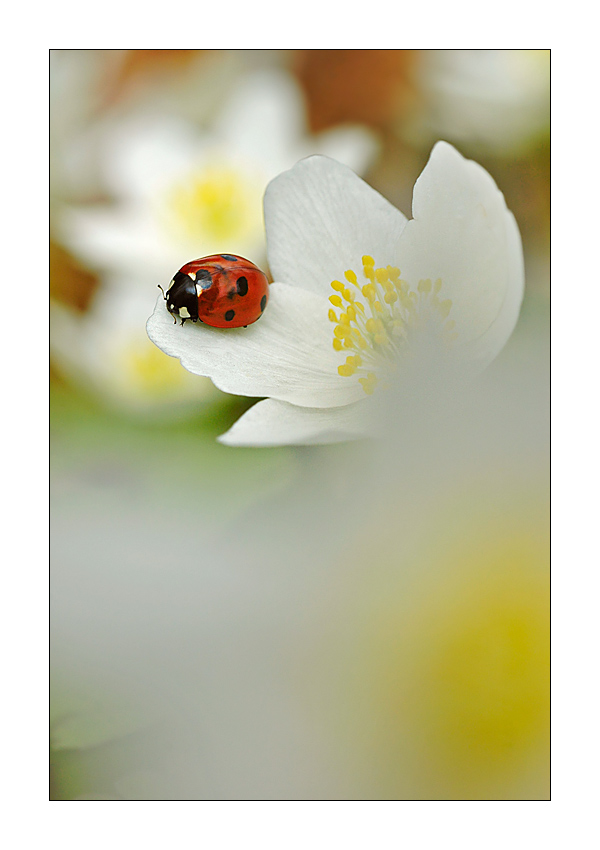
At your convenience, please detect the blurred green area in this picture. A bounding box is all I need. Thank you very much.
[51,372,293,505]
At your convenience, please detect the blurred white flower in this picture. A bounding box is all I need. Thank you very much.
[51,277,219,416]
[412,50,550,155]
[147,142,524,446]
[50,49,270,205]
[56,68,378,283]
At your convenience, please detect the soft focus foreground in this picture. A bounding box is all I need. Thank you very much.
[50,50,549,800]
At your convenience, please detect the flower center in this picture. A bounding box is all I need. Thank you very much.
[164,161,265,248]
[119,338,191,399]
[329,256,458,395]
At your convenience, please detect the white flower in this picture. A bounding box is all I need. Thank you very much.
[55,68,378,284]
[51,275,219,416]
[147,141,524,446]
[50,49,253,205]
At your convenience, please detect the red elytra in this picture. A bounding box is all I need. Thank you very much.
[163,253,269,328]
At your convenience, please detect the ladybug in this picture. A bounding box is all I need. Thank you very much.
[159,254,269,328]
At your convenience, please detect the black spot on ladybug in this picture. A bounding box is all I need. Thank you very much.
[224,309,235,322]
[260,295,267,312]
[221,254,238,261]
[236,276,248,296]
[196,269,213,290]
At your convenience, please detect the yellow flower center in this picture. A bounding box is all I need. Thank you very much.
[164,161,265,248]
[329,255,458,395]
[119,339,192,400]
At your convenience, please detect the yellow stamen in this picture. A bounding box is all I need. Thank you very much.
[359,372,378,395]
[329,257,456,396]
[334,325,351,339]
[362,284,376,302]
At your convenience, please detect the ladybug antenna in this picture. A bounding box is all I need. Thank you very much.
[157,284,167,301]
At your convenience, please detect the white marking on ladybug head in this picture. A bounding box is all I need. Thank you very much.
[179,306,191,319]
[188,272,196,281]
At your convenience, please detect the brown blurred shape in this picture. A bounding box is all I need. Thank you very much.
[100,49,209,109]
[294,49,418,132]
[50,241,99,313]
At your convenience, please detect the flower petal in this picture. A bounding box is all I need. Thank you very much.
[464,203,524,368]
[397,141,524,363]
[100,114,209,203]
[214,69,307,174]
[56,204,182,279]
[147,282,364,408]
[218,398,369,446]
[264,155,408,296]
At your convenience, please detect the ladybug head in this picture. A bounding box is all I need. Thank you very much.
[162,271,199,323]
